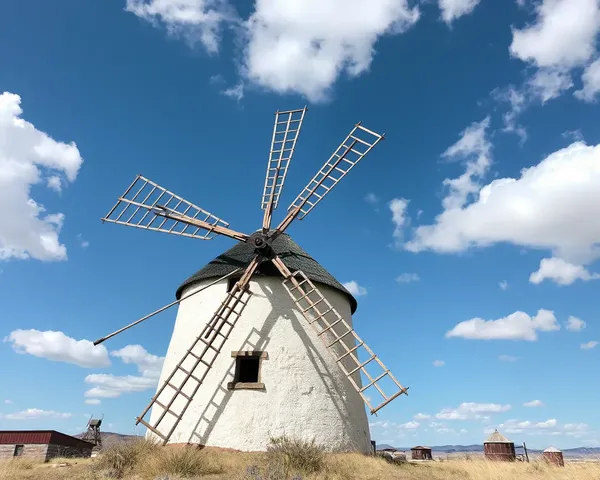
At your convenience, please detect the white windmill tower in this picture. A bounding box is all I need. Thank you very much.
[94,108,409,453]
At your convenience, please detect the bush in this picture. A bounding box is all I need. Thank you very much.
[141,446,222,479]
[266,435,324,475]
[91,438,159,478]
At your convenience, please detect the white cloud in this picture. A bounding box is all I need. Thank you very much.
[4,329,110,368]
[523,400,544,407]
[563,129,585,142]
[365,193,379,204]
[499,354,518,362]
[125,0,234,54]
[436,402,511,421]
[581,341,598,350]
[414,413,431,420]
[438,0,481,25]
[566,316,586,332]
[221,82,244,102]
[509,0,600,69]
[127,1,421,102]
[47,175,62,193]
[84,345,164,399]
[399,421,420,429]
[527,68,573,103]
[0,92,83,261]
[0,408,72,420]
[446,309,560,341]
[389,198,410,246]
[405,142,600,273]
[529,257,600,286]
[343,280,367,296]
[432,360,445,367]
[4,400,13,405]
[492,418,557,435]
[85,399,101,405]
[243,0,420,102]
[493,86,528,141]
[440,117,492,210]
[499,280,508,290]
[575,58,600,102]
[77,233,90,249]
[396,272,420,283]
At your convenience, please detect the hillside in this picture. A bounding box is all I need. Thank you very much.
[75,431,141,449]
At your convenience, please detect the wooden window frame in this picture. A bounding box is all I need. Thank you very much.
[13,445,24,457]
[227,351,268,390]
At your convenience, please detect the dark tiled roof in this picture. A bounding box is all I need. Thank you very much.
[175,233,357,313]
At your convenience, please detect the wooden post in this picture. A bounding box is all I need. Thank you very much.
[523,442,529,463]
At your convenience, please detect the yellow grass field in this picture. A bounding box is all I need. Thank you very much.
[1,438,599,480]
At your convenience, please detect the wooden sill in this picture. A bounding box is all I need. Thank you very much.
[227,382,265,390]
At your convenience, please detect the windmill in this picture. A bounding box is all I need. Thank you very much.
[81,414,103,450]
[94,108,409,452]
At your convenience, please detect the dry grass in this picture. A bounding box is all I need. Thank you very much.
[1,438,599,480]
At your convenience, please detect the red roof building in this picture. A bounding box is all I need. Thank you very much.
[0,430,94,462]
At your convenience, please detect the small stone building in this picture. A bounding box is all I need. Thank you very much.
[0,430,94,461]
[484,430,516,462]
[542,447,565,467]
[411,445,433,460]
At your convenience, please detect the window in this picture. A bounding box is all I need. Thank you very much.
[227,276,241,292]
[228,351,267,390]
[13,445,24,457]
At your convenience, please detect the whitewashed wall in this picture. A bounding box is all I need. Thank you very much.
[146,275,372,453]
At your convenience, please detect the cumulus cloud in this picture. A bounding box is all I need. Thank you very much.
[221,82,244,102]
[581,341,598,350]
[0,92,83,261]
[440,117,492,210]
[342,281,367,297]
[399,421,420,429]
[125,0,235,53]
[446,309,560,341]
[438,0,481,25]
[566,316,586,332]
[396,273,420,283]
[414,413,431,420]
[436,402,511,421]
[529,257,600,286]
[509,0,600,69]
[389,198,410,246]
[575,59,600,102]
[432,360,445,367]
[523,400,544,407]
[0,408,72,420]
[405,142,600,275]
[4,329,110,368]
[127,0,421,101]
[490,418,557,435]
[84,345,164,400]
[243,0,420,102]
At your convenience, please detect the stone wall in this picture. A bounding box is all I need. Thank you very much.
[0,443,48,461]
[47,443,93,460]
[0,443,91,461]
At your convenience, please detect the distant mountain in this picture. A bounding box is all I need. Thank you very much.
[75,431,142,449]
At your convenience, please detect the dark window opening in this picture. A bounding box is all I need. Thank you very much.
[228,351,267,390]
[236,356,260,383]
[13,445,24,457]
[227,276,241,292]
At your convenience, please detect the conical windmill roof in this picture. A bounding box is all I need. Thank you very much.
[485,429,512,444]
[176,233,358,313]
[543,447,561,453]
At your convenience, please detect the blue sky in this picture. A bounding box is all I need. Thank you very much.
[0,0,599,449]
